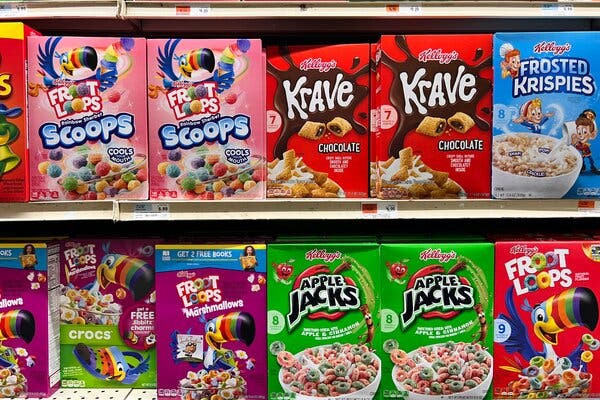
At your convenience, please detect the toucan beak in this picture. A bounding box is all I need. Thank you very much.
[96,264,110,289]
[129,265,154,301]
[236,312,255,346]
[16,310,35,344]
[578,287,599,330]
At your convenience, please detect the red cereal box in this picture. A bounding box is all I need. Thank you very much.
[0,23,39,202]
[375,35,492,199]
[494,237,600,398]
[266,44,370,198]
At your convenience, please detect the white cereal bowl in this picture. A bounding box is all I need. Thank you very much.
[278,346,381,400]
[391,348,493,400]
[492,132,582,199]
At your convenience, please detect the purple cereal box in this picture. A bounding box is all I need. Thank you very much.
[147,39,266,200]
[0,241,60,397]
[27,36,148,201]
[156,244,266,400]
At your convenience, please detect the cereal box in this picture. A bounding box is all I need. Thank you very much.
[0,23,39,202]
[27,36,148,201]
[147,39,266,200]
[380,241,494,400]
[267,240,380,399]
[0,241,60,397]
[59,239,157,388]
[494,238,600,398]
[155,244,266,400]
[493,32,600,198]
[266,44,370,198]
[370,43,380,198]
[375,35,492,199]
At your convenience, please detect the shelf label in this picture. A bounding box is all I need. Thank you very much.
[361,202,398,219]
[133,203,170,220]
[0,3,27,18]
[578,200,600,212]
[386,3,423,16]
[541,3,574,16]
[175,4,210,16]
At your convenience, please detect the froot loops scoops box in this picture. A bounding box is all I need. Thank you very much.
[0,23,39,202]
[27,36,148,201]
[494,238,600,398]
[380,241,494,400]
[147,39,265,200]
[59,239,157,388]
[0,241,60,398]
[493,32,600,198]
[267,240,380,400]
[155,244,266,400]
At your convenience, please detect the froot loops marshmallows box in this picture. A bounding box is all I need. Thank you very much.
[493,32,600,198]
[267,239,380,400]
[59,239,157,388]
[27,36,148,201]
[155,244,267,400]
[494,238,600,398]
[147,39,265,200]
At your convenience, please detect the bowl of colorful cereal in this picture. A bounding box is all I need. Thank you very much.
[59,285,122,325]
[179,369,247,400]
[389,341,492,399]
[274,343,381,400]
[0,367,26,398]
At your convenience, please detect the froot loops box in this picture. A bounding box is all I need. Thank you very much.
[155,244,266,400]
[494,238,600,398]
[0,23,39,202]
[267,240,380,400]
[493,32,600,198]
[0,241,60,398]
[27,36,148,201]
[59,239,157,388]
[147,39,265,200]
[375,35,492,199]
[266,44,370,198]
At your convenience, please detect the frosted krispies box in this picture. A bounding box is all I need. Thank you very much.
[147,39,265,200]
[0,241,60,398]
[494,238,600,398]
[493,32,600,198]
[155,244,266,400]
[0,23,39,202]
[59,239,157,388]
[27,36,148,201]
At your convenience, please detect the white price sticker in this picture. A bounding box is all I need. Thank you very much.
[175,4,210,16]
[0,4,27,18]
[386,3,423,16]
[541,3,574,16]
[361,202,398,219]
[133,203,170,220]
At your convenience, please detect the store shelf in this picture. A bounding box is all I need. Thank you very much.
[0,1,118,19]
[0,201,116,222]
[125,390,155,400]
[31,389,132,400]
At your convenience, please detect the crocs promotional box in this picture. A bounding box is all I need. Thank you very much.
[267,240,380,400]
[147,39,266,200]
[27,36,148,201]
[375,35,492,199]
[155,244,267,400]
[0,23,39,202]
[59,239,157,388]
[493,32,600,198]
[266,44,370,198]
[494,238,600,398]
[380,241,494,400]
[0,240,60,397]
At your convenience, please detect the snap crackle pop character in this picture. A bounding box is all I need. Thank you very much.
[499,42,521,79]
[513,98,554,134]
[572,109,600,174]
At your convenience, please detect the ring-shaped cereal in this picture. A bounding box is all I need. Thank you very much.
[582,333,595,345]
[390,349,407,365]
[527,393,536,399]
[269,341,285,356]
[431,382,442,393]
[530,356,545,367]
[383,339,399,354]
[335,382,350,394]
[536,271,551,290]
[317,383,329,396]
[590,339,600,351]
[419,367,434,381]
[517,378,530,390]
[209,395,222,400]
[334,365,347,377]
[449,380,465,392]
[531,252,547,270]
[542,359,555,373]
[276,351,296,368]
[448,363,461,376]
[523,274,538,291]
[582,350,594,363]
[558,357,571,370]
[545,251,558,268]
[524,366,539,377]
[306,368,320,382]
[545,374,560,386]
[529,378,543,390]
[562,369,577,385]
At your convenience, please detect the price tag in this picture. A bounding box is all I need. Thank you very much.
[541,3,574,16]
[175,4,210,16]
[133,203,170,220]
[0,3,27,18]
[386,3,423,16]
[578,200,600,212]
[361,202,398,218]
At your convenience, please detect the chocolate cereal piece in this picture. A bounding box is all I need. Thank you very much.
[431,170,449,187]
[313,171,329,186]
[326,117,353,137]
[323,179,341,194]
[291,183,310,198]
[447,112,475,133]
[391,166,409,182]
[408,183,428,198]
[283,149,296,170]
[398,147,413,169]
[443,179,462,194]
[430,189,448,199]
[298,121,326,140]
[416,117,446,137]
[276,168,292,181]
[267,159,280,169]
[310,188,328,198]
[382,157,395,169]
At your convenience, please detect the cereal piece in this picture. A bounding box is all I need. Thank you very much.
[313,171,328,186]
[408,183,428,198]
[291,184,310,198]
[127,180,141,191]
[306,183,320,191]
[326,117,352,137]
[88,153,103,164]
[536,272,550,289]
[447,112,475,133]
[298,121,326,140]
[431,170,449,187]
[430,189,447,199]
[582,350,594,363]
[391,166,409,182]
[243,181,257,191]
[531,253,547,270]
[276,168,292,181]
[205,154,220,165]
[322,179,340,194]
[267,158,280,169]
[381,157,395,169]
[416,116,446,137]
[213,180,226,193]
[283,150,296,169]
[323,192,338,198]
[443,179,462,194]
[49,149,63,161]
[398,147,413,168]
[76,183,88,195]
[310,188,328,198]
[194,183,206,194]
[48,164,62,178]
[38,161,50,174]
[157,162,169,176]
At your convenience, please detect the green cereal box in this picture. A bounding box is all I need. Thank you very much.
[267,241,380,400]
[380,242,494,400]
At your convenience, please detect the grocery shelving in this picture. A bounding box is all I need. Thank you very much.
[29,389,133,400]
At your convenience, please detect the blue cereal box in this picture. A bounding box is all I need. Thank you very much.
[493,32,600,198]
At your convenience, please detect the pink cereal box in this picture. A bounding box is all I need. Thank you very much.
[147,39,265,200]
[27,36,148,201]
